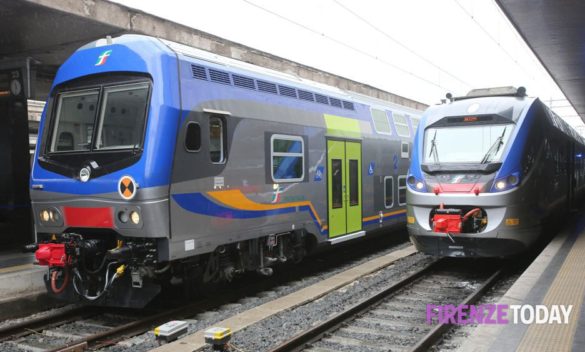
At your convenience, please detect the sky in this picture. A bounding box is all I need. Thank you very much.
[111,0,583,131]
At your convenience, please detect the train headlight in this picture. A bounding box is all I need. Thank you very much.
[41,210,50,222]
[507,175,519,186]
[118,211,129,223]
[39,208,63,226]
[130,211,140,224]
[492,172,521,192]
[407,174,427,192]
[495,180,507,190]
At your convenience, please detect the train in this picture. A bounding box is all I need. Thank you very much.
[29,34,421,307]
[406,87,585,257]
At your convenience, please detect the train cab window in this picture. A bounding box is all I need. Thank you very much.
[209,116,226,163]
[185,122,201,152]
[392,113,411,138]
[95,83,149,150]
[56,132,74,151]
[271,134,305,182]
[398,175,407,205]
[49,89,99,152]
[371,108,392,135]
[384,176,394,208]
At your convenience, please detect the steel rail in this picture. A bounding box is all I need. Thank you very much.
[268,259,443,352]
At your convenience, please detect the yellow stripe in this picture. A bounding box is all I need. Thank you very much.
[207,190,406,232]
[208,190,325,228]
[362,209,407,222]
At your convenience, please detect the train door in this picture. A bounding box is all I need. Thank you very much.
[327,140,362,238]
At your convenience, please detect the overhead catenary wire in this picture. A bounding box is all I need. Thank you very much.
[452,0,533,79]
[332,0,472,89]
[241,0,452,91]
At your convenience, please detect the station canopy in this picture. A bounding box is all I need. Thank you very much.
[497,0,585,122]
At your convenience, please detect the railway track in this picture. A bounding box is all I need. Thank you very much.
[269,258,503,352]
[0,233,413,351]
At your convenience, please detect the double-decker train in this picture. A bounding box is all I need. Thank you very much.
[406,87,585,257]
[30,35,421,307]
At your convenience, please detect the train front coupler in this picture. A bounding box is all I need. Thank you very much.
[32,233,156,305]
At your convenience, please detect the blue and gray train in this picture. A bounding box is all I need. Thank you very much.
[406,87,585,257]
[30,35,421,307]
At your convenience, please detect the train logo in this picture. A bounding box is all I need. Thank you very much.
[118,176,137,200]
[95,49,112,66]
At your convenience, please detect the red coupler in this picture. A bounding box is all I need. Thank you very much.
[432,209,462,233]
[35,243,66,267]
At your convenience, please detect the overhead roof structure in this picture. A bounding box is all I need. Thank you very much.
[0,0,425,110]
[496,0,585,122]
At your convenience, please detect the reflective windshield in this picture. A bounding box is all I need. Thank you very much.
[423,124,514,164]
[95,83,149,150]
[49,82,149,153]
[50,90,99,152]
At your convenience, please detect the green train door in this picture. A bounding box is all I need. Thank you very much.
[327,140,362,238]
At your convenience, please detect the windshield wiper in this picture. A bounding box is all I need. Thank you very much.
[480,127,507,164]
[429,130,440,164]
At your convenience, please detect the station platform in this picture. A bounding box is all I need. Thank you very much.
[459,214,585,352]
[0,250,54,320]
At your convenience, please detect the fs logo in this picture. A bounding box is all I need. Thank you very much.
[95,50,112,66]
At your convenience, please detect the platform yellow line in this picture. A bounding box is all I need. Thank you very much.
[517,232,585,352]
[151,245,417,352]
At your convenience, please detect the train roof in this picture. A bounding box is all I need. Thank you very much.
[422,94,585,146]
[159,38,422,116]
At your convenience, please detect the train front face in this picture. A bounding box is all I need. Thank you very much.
[406,96,541,258]
[29,36,180,307]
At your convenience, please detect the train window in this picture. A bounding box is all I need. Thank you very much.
[371,108,392,135]
[210,116,226,163]
[392,113,411,138]
[384,176,394,208]
[401,142,409,159]
[271,134,304,182]
[411,117,420,134]
[95,83,149,150]
[185,122,201,152]
[349,159,359,206]
[398,175,407,205]
[332,159,343,208]
[49,89,99,152]
[56,132,74,151]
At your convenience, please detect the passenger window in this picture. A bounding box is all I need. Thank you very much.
[398,175,407,205]
[209,116,226,163]
[384,176,394,208]
[371,108,391,135]
[401,142,409,159]
[185,122,201,152]
[271,134,304,182]
[392,113,411,137]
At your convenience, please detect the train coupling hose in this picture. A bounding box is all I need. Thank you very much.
[50,267,70,294]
